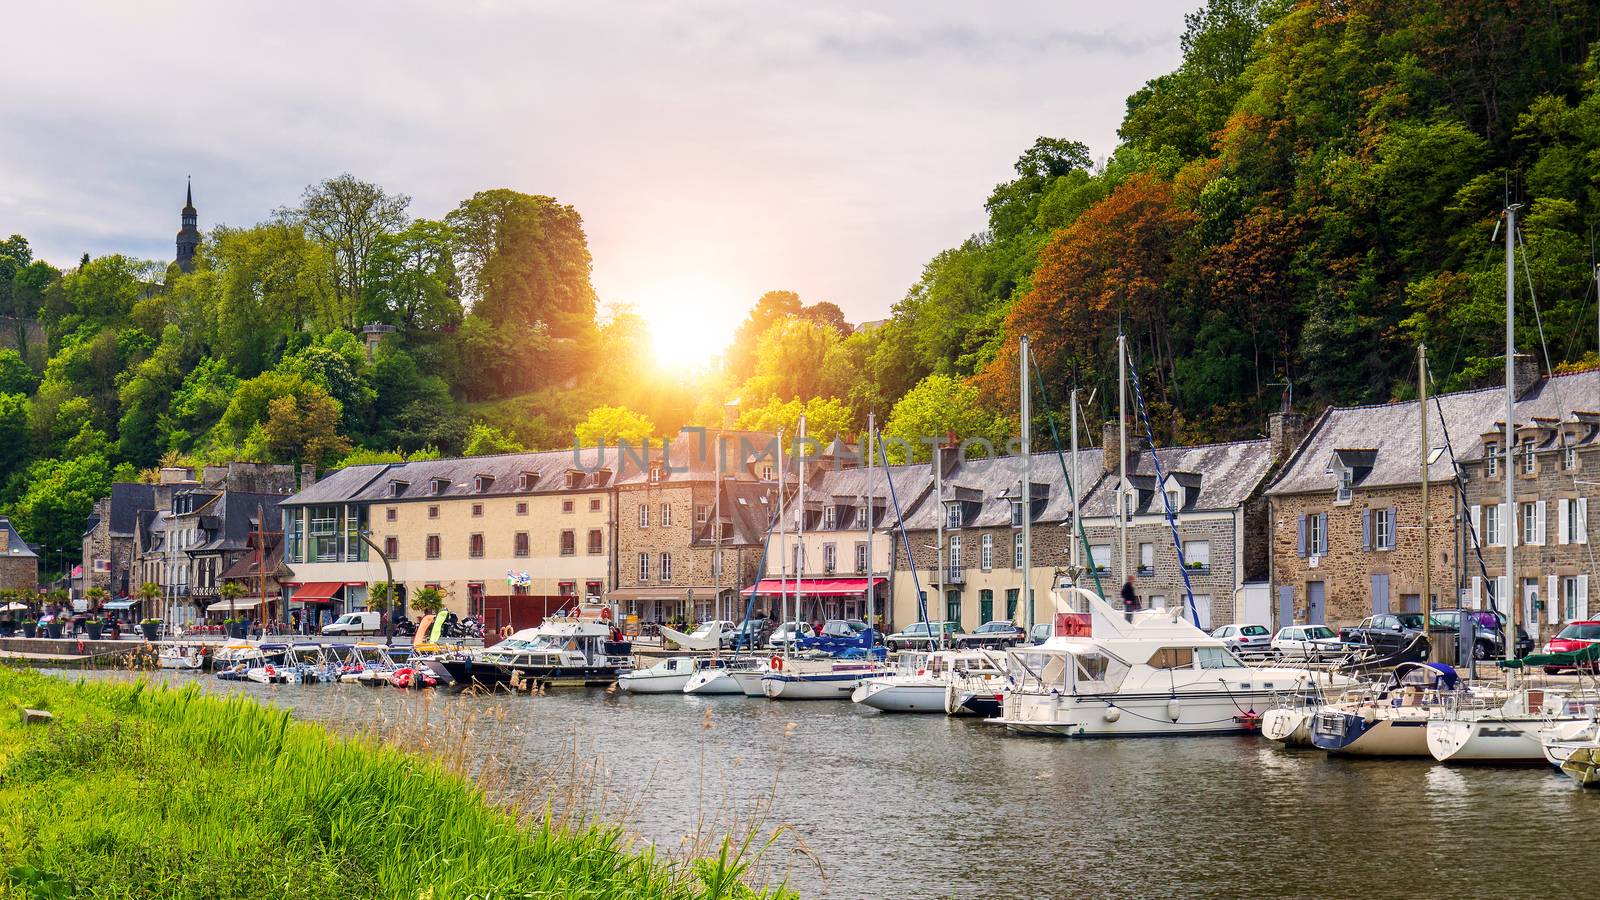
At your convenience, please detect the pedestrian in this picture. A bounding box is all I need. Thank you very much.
[1121,575,1140,623]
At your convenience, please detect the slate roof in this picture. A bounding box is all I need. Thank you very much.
[803,463,937,532]
[897,449,1105,530]
[696,481,780,546]
[281,446,620,507]
[1460,369,1600,458]
[108,483,157,536]
[188,492,286,554]
[219,532,285,582]
[1079,440,1274,515]
[0,518,38,559]
[612,430,783,485]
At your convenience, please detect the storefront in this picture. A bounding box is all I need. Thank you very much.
[743,576,886,624]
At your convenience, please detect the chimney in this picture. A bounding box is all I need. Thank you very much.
[158,466,195,486]
[1102,420,1121,475]
[1268,410,1306,464]
[299,463,317,489]
[1512,352,1540,396]
[938,431,960,478]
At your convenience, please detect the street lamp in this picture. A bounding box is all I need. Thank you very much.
[358,529,395,646]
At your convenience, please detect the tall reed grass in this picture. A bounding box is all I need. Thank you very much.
[0,667,795,899]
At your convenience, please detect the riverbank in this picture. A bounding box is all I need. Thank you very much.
[0,667,792,899]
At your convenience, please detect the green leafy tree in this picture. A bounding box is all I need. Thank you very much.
[261,388,351,466]
[2,454,113,567]
[574,405,656,446]
[735,397,855,446]
[882,374,1008,463]
[725,290,802,379]
[411,586,446,617]
[445,189,598,340]
[0,349,37,395]
[361,218,461,331]
[463,423,525,456]
[737,315,841,402]
[0,393,27,476]
[284,174,411,325]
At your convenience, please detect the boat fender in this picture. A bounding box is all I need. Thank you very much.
[1103,705,1122,723]
[1166,698,1182,721]
[769,655,783,672]
[1361,706,1377,724]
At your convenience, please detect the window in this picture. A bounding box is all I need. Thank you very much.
[855,506,869,528]
[638,505,649,528]
[385,507,397,522]
[660,503,672,527]
[1013,532,1024,568]
[659,552,672,581]
[1010,502,1023,527]
[1522,502,1540,546]
[854,541,868,573]
[1090,544,1110,573]
[587,529,603,554]
[1521,438,1536,474]
[1148,647,1195,670]
[1123,491,1136,520]
[426,535,441,560]
[383,536,398,559]
[823,543,837,572]
[1561,497,1588,544]
[1138,542,1154,575]
[472,503,483,517]
[948,536,961,576]
[516,501,528,516]
[562,500,574,513]
[1307,513,1327,555]
[1565,444,1578,470]
[946,503,962,529]
[1336,469,1353,503]
[1183,540,1210,571]
[695,504,709,523]
[1485,442,1499,476]
[590,497,602,511]
[981,534,993,570]
[431,478,449,495]
[1563,576,1587,621]
[513,532,529,557]
[469,533,484,558]
[1486,503,1503,547]
[1197,647,1245,669]
[518,472,538,491]
[560,530,576,555]
[475,475,494,493]
[1166,488,1180,511]
[389,480,409,498]
[428,505,439,519]
[822,506,836,529]
[310,506,339,562]
[637,552,650,580]
[585,580,602,598]
[761,464,774,481]
[1374,508,1395,551]
[1006,588,1020,619]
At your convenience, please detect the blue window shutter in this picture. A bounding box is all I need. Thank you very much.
[1388,507,1398,550]
[1297,515,1307,557]
[1317,513,1328,555]
[1361,509,1371,552]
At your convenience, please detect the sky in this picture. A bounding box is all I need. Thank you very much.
[1,0,1194,357]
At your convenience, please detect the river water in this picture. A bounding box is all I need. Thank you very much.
[73,671,1600,898]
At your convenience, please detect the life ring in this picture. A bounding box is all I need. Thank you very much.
[769,655,783,672]
[600,608,613,620]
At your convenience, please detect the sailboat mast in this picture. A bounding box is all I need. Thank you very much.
[1070,388,1080,573]
[794,414,807,659]
[776,428,787,653]
[1420,343,1432,628]
[1021,334,1033,631]
[1504,204,1518,660]
[1118,334,1129,591]
[864,412,875,628]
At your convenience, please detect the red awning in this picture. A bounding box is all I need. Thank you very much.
[290,581,343,603]
[744,576,884,597]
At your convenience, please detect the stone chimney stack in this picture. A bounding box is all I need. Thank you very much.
[1512,352,1541,396]
[1268,410,1306,464]
[1102,420,1121,475]
[299,463,317,490]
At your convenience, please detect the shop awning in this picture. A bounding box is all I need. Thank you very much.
[606,587,725,603]
[103,599,139,610]
[289,582,343,604]
[207,598,265,612]
[743,576,884,597]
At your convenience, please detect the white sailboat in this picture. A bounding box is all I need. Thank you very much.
[618,656,698,693]
[1426,686,1595,763]
[851,649,1004,714]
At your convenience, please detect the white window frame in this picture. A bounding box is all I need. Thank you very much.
[660,503,671,527]
[980,534,993,569]
[854,505,869,528]
[659,552,672,581]
[946,503,962,529]
[1485,443,1499,476]
[1485,503,1502,547]
[637,552,650,581]
[948,536,961,578]
[823,542,837,572]
[1013,532,1024,569]
[1375,508,1394,551]
[854,541,868,574]
[823,506,836,530]
[1308,513,1327,556]
[695,504,709,523]
[1090,544,1111,572]
[1183,540,1211,569]
[1565,444,1578,470]
[1139,542,1154,572]
[638,504,649,528]
[1010,502,1023,527]
[1521,438,1536,474]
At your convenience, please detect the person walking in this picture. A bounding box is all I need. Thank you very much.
[1120,576,1140,623]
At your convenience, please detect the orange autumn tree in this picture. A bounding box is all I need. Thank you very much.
[977,173,1196,422]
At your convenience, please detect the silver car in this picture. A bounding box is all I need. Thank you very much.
[1271,625,1344,660]
[1211,623,1272,656]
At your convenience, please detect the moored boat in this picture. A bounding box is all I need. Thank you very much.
[619,657,697,693]
[762,658,884,700]
[1310,662,1462,756]
[683,657,759,695]
[1426,687,1594,764]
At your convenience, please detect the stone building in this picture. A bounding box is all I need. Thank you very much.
[80,482,158,598]
[608,429,778,626]
[1076,422,1282,630]
[279,449,614,620]
[889,447,1102,633]
[1456,369,1600,642]
[0,518,39,591]
[1266,386,1508,629]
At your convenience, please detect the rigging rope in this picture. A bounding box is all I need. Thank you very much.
[1120,338,1200,625]
[1028,357,1105,598]
[1514,223,1554,377]
[875,428,934,646]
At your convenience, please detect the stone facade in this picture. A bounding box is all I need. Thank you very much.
[0,518,38,591]
[1079,513,1246,629]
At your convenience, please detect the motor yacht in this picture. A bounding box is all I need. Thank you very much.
[465,607,632,687]
[682,656,760,695]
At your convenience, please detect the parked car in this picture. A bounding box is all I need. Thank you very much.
[1338,613,1428,660]
[730,618,776,650]
[957,620,1027,648]
[1542,621,1600,672]
[1211,623,1272,656]
[765,621,817,649]
[1428,608,1534,660]
[1271,625,1344,659]
[884,620,961,650]
[1028,623,1053,644]
[322,611,382,636]
[820,619,870,639]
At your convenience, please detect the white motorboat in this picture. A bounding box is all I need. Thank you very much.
[157,642,205,670]
[995,587,1353,738]
[658,620,734,652]
[851,650,1005,714]
[1426,687,1595,764]
[730,666,772,697]
[468,602,633,687]
[683,657,759,695]
[1309,662,1466,756]
[618,657,697,693]
[762,658,885,700]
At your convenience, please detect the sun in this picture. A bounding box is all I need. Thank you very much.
[637,278,735,369]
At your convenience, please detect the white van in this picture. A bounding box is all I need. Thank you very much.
[322,611,382,636]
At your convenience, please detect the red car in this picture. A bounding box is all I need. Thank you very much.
[1543,621,1600,673]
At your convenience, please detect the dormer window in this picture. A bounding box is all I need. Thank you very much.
[823,506,837,529]
[1485,442,1499,476]
[945,502,962,529]
[1166,488,1180,511]
[566,470,585,489]
[648,463,663,483]
[855,505,869,528]
[518,472,539,491]
[431,477,449,496]
[1521,438,1536,474]
[761,464,774,481]
[474,474,494,493]
[1336,469,1353,502]
[1565,443,1578,470]
[1010,501,1023,528]
[389,480,409,498]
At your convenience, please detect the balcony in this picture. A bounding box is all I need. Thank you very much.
[943,567,966,585]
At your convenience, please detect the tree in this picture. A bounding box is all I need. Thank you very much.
[445,189,598,340]
[261,388,351,466]
[411,585,446,617]
[463,423,525,456]
[201,222,338,373]
[137,582,162,606]
[797,301,851,336]
[277,330,375,437]
[0,393,26,476]
[285,174,411,323]
[574,405,656,446]
[737,316,840,402]
[0,349,36,395]
[735,397,855,445]
[725,290,802,379]
[2,454,113,567]
[361,219,461,332]
[218,580,247,604]
[881,374,1008,463]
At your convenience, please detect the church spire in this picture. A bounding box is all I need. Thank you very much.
[176,177,199,273]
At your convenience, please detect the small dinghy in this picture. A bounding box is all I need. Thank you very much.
[157,643,206,670]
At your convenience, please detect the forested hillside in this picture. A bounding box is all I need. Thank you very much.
[4,0,1600,577]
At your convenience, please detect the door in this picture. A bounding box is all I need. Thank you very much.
[1307,581,1326,626]
[1401,594,1420,614]
[1523,579,1540,641]
[945,590,962,627]
[1277,586,1294,629]
[979,590,993,624]
[1370,574,1390,616]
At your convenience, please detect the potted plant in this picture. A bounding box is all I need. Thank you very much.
[85,617,103,640]
[45,618,65,639]
[217,582,249,635]
[140,617,162,642]
[21,619,37,639]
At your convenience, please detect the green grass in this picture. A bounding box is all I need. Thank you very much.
[0,668,793,899]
